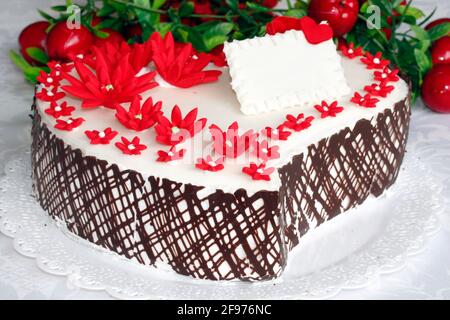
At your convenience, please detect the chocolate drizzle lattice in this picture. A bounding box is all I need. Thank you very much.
[31,94,410,281]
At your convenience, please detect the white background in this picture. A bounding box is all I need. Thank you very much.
[0,0,449,299]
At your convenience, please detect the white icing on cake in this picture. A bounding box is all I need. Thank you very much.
[223,30,351,115]
[35,55,409,194]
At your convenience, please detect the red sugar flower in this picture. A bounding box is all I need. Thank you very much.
[374,67,400,82]
[61,46,158,109]
[37,70,60,87]
[261,126,291,141]
[195,155,225,172]
[209,121,256,159]
[44,101,75,118]
[115,96,162,131]
[150,32,222,88]
[361,52,390,70]
[115,136,147,155]
[155,105,206,146]
[266,16,303,35]
[314,100,344,118]
[338,42,363,59]
[36,86,66,102]
[242,162,275,181]
[54,117,84,131]
[283,113,315,132]
[85,127,118,145]
[253,140,280,161]
[47,61,73,77]
[351,92,379,108]
[157,146,186,162]
[364,81,394,97]
[207,45,227,67]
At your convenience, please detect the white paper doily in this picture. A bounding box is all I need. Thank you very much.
[0,149,446,300]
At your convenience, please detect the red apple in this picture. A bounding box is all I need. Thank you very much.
[421,64,450,113]
[308,0,359,37]
[46,22,94,62]
[18,21,50,65]
[431,36,450,65]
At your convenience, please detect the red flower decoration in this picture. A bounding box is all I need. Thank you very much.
[37,70,60,87]
[261,126,291,141]
[85,127,118,145]
[374,67,400,82]
[338,42,363,59]
[54,117,84,131]
[253,140,280,161]
[314,100,344,118]
[361,52,390,70]
[44,101,75,118]
[36,86,66,102]
[283,113,315,132]
[364,81,394,98]
[115,96,162,131]
[266,16,303,35]
[61,46,158,109]
[242,162,275,181]
[47,61,73,77]
[155,105,206,146]
[209,122,256,159]
[150,32,222,88]
[115,136,147,155]
[157,146,186,162]
[195,155,225,172]
[206,44,227,67]
[351,92,379,108]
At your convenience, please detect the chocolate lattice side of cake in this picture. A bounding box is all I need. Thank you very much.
[279,97,411,249]
[30,94,410,281]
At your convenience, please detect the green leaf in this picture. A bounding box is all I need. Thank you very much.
[152,0,166,9]
[225,0,239,11]
[179,1,194,17]
[25,47,49,64]
[38,9,56,22]
[188,28,207,52]
[409,25,430,41]
[245,2,270,12]
[394,5,424,19]
[202,22,234,51]
[51,5,67,12]
[414,48,431,74]
[93,29,110,38]
[9,50,31,72]
[96,4,115,17]
[155,22,173,37]
[284,9,306,18]
[427,22,450,41]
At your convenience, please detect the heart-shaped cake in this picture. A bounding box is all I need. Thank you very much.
[31,19,410,281]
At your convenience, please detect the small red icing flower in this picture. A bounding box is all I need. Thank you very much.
[351,92,379,108]
[156,146,186,162]
[150,32,222,88]
[361,52,390,70]
[37,70,60,87]
[253,140,280,161]
[115,136,147,155]
[314,100,344,118]
[36,86,66,102]
[374,67,400,82]
[261,126,291,141]
[242,162,275,181]
[209,122,256,158]
[338,42,363,59]
[84,127,118,144]
[364,81,394,98]
[44,101,75,118]
[47,61,73,77]
[54,117,84,131]
[266,16,303,35]
[195,155,225,172]
[115,96,162,131]
[155,105,206,146]
[283,113,315,132]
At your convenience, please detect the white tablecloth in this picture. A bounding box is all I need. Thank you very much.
[0,0,449,300]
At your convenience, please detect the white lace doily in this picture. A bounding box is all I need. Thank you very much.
[0,148,447,300]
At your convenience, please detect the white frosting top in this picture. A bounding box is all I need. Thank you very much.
[36,55,409,194]
[224,30,351,115]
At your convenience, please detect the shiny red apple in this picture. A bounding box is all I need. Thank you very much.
[308,0,359,37]
[431,36,450,65]
[46,22,94,62]
[18,21,50,65]
[421,64,450,113]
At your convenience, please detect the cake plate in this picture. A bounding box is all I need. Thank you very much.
[0,149,446,300]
